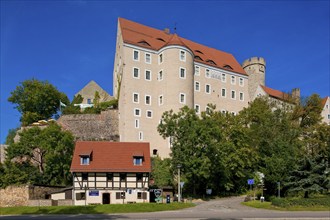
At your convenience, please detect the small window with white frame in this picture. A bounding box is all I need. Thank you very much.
[133,93,139,103]
[134,108,141,117]
[133,50,139,61]
[239,92,244,101]
[159,95,163,105]
[133,67,140,79]
[221,73,226,82]
[231,90,236,99]
[205,69,210,78]
[180,50,186,61]
[138,131,143,141]
[158,70,163,81]
[195,104,200,114]
[145,70,151,81]
[179,67,186,79]
[146,110,152,118]
[239,77,244,86]
[145,95,151,105]
[179,93,186,104]
[205,84,211,94]
[145,53,151,64]
[159,53,163,64]
[221,88,226,97]
[195,81,200,91]
[134,119,139,128]
[231,76,236,85]
[195,65,200,76]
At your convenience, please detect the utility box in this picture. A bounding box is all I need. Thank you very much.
[166,195,170,204]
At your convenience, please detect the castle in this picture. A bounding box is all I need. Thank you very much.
[111,18,318,158]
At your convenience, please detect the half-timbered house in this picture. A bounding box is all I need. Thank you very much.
[70,141,151,205]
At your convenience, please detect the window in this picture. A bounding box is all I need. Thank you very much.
[146,110,152,118]
[134,157,143,165]
[328,114,330,119]
[133,50,139,61]
[180,50,186,61]
[239,92,244,101]
[179,93,186,104]
[231,76,236,85]
[145,70,151,81]
[205,84,211,94]
[206,106,211,114]
[153,149,158,156]
[81,156,90,165]
[82,173,88,181]
[87,99,92,104]
[231,90,236,99]
[106,173,113,181]
[137,192,147,199]
[135,119,139,128]
[239,78,244,86]
[195,81,200,91]
[221,88,226,97]
[195,104,200,114]
[139,131,143,140]
[180,68,186,79]
[116,192,126,199]
[133,93,139,103]
[158,70,163,81]
[120,173,126,181]
[159,95,163,105]
[136,173,143,182]
[145,95,151,105]
[134,108,141,117]
[76,192,86,200]
[159,53,163,64]
[221,110,226,114]
[133,68,139,78]
[326,104,329,109]
[231,112,236,116]
[221,73,226,82]
[195,66,200,75]
[205,69,210,78]
[145,53,151,64]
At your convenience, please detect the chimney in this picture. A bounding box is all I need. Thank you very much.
[164,28,170,34]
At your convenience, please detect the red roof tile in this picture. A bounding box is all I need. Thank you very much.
[321,96,329,107]
[260,85,290,101]
[119,18,247,76]
[70,141,151,173]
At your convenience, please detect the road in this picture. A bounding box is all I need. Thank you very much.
[0,196,329,219]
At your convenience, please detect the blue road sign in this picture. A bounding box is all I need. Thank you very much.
[247,179,254,185]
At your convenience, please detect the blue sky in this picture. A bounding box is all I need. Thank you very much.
[1,0,329,144]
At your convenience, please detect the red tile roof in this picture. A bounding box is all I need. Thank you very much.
[260,85,290,101]
[321,96,329,108]
[119,18,247,76]
[70,141,151,173]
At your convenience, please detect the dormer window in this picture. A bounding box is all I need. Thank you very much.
[133,152,144,166]
[80,151,92,165]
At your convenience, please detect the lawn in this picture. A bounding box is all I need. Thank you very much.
[0,202,195,215]
[242,200,330,211]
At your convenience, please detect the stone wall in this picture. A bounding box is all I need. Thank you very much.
[0,185,66,207]
[57,110,119,141]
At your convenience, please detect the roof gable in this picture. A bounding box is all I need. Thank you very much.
[70,141,151,173]
[118,17,246,76]
[260,85,291,101]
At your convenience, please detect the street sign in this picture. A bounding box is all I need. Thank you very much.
[154,189,162,198]
[247,179,254,185]
[206,189,212,195]
[180,182,185,188]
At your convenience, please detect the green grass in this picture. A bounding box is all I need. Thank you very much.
[242,200,330,211]
[0,202,195,215]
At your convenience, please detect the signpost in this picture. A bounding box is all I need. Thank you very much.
[247,179,255,200]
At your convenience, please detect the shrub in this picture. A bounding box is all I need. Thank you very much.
[271,197,330,207]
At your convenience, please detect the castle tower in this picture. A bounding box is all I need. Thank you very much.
[242,57,266,100]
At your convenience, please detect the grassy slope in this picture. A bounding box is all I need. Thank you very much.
[0,203,195,215]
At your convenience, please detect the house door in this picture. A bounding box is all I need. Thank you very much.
[102,193,110,204]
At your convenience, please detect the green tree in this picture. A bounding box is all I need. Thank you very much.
[151,157,174,188]
[5,123,74,186]
[5,128,19,145]
[62,94,83,115]
[8,79,69,125]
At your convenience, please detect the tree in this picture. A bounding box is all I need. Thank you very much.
[151,157,174,188]
[8,79,69,125]
[5,122,74,186]
[5,128,19,145]
[62,94,83,115]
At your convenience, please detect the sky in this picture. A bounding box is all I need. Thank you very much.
[1,0,329,144]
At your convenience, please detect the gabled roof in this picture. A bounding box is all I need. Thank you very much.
[321,96,329,108]
[70,141,151,173]
[260,85,290,101]
[119,18,246,76]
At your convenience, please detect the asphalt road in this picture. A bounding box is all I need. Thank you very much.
[0,196,329,220]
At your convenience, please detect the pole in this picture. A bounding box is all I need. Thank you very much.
[178,166,181,202]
